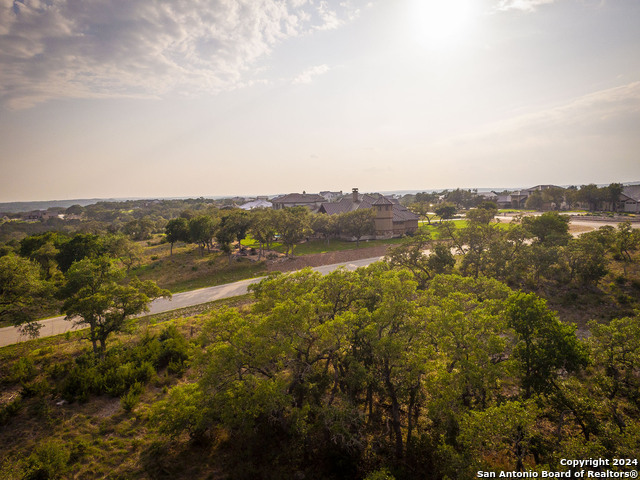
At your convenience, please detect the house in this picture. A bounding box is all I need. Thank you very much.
[492,185,565,209]
[271,192,326,211]
[239,199,273,210]
[618,185,640,213]
[319,191,343,202]
[318,188,420,238]
[21,210,51,221]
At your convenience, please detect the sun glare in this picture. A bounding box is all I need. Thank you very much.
[410,0,478,49]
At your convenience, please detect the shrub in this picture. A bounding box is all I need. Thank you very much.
[121,382,144,412]
[23,440,70,480]
[0,396,23,425]
[10,357,37,383]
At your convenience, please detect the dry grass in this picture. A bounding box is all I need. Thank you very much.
[130,239,267,293]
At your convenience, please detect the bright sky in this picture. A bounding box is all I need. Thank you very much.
[1,0,639,202]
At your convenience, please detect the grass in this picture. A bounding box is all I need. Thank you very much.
[0,297,244,480]
[131,240,267,293]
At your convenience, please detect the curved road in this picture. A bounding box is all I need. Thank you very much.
[0,256,383,348]
[2,216,637,348]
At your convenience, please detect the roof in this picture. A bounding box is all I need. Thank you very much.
[392,204,420,222]
[239,199,273,210]
[622,185,640,202]
[373,196,394,205]
[526,185,564,192]
[319,194,419,223]
[272,193,326,204]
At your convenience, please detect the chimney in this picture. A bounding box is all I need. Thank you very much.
[352,188,359,203]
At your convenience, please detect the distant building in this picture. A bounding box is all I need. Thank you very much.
[319,191,343,202]
[619,185,640,213]
[271,192,326,211]
[492,185,564,209]
[318,188,419,238]
[239,199,273,210]
[21,210,51,221]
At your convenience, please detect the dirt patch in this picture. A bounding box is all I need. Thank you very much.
[569,224,594,235]
[267,244,390,273]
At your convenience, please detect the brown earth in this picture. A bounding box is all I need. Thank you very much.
[267,244,390,273]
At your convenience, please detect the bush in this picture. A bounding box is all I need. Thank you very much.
[0,396,23,425]
[10,357,37,383]
[23,440,70,480]
[121,382,144,412]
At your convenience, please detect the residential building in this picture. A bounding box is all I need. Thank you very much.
[318,188,419,238]
[271,192,326,211]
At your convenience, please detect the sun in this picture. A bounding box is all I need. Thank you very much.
[410,0,478,49]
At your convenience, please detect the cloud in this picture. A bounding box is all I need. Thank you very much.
[292,64,330,84]
[495,0,556,12]
[439,81,640,154]
[0,0,366,108]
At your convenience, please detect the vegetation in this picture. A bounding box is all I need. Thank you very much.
[1,191,640,479]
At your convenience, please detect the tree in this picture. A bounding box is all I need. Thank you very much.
[310,213,337,245]
[275,207,309,257]
[604,183,623,212]
[434,203,456,222]
[506,292,588,397]
[386,233,433,288]
[408,202,437,225]
[612,221,640,276]
[0,254,47,337]
[189,215,219,255]
[336,208,375,247]
[215,221,236,264]
[19,232,64,280]
[61,256,170,356]
[223,210,251,250]
[525,191,545,211]
[56,233,105,272]
[564,232,608,286]
[577,184,605,212]
[103,234,143,272]
[123,217,154,241]
[522,212,571,247]
[250,208,278,259]
[542,186,565,210]
[165,217,190,255]
[460,401,539,473]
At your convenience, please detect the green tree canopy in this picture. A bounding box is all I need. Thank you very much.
[61,256,170,356]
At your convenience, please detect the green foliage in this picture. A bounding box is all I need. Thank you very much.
[189,214,219,254]
[0,253,47,336]
[164,217,190,255]
[522,212,571,246]
[434,203,456,221]
[336,208,376,246]
[58,324,189,402]
[506,293,588,397]
[460,400,539,472]
[9,356,37,383]
[121,381,144,412]
[23,440,70,480]
[274,206,310,256]
[61,256,170,355]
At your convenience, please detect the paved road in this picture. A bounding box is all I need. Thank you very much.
[0,256,384,348]
[2,216,636,348]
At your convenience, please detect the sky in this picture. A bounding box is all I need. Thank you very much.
[1,0,639,202]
